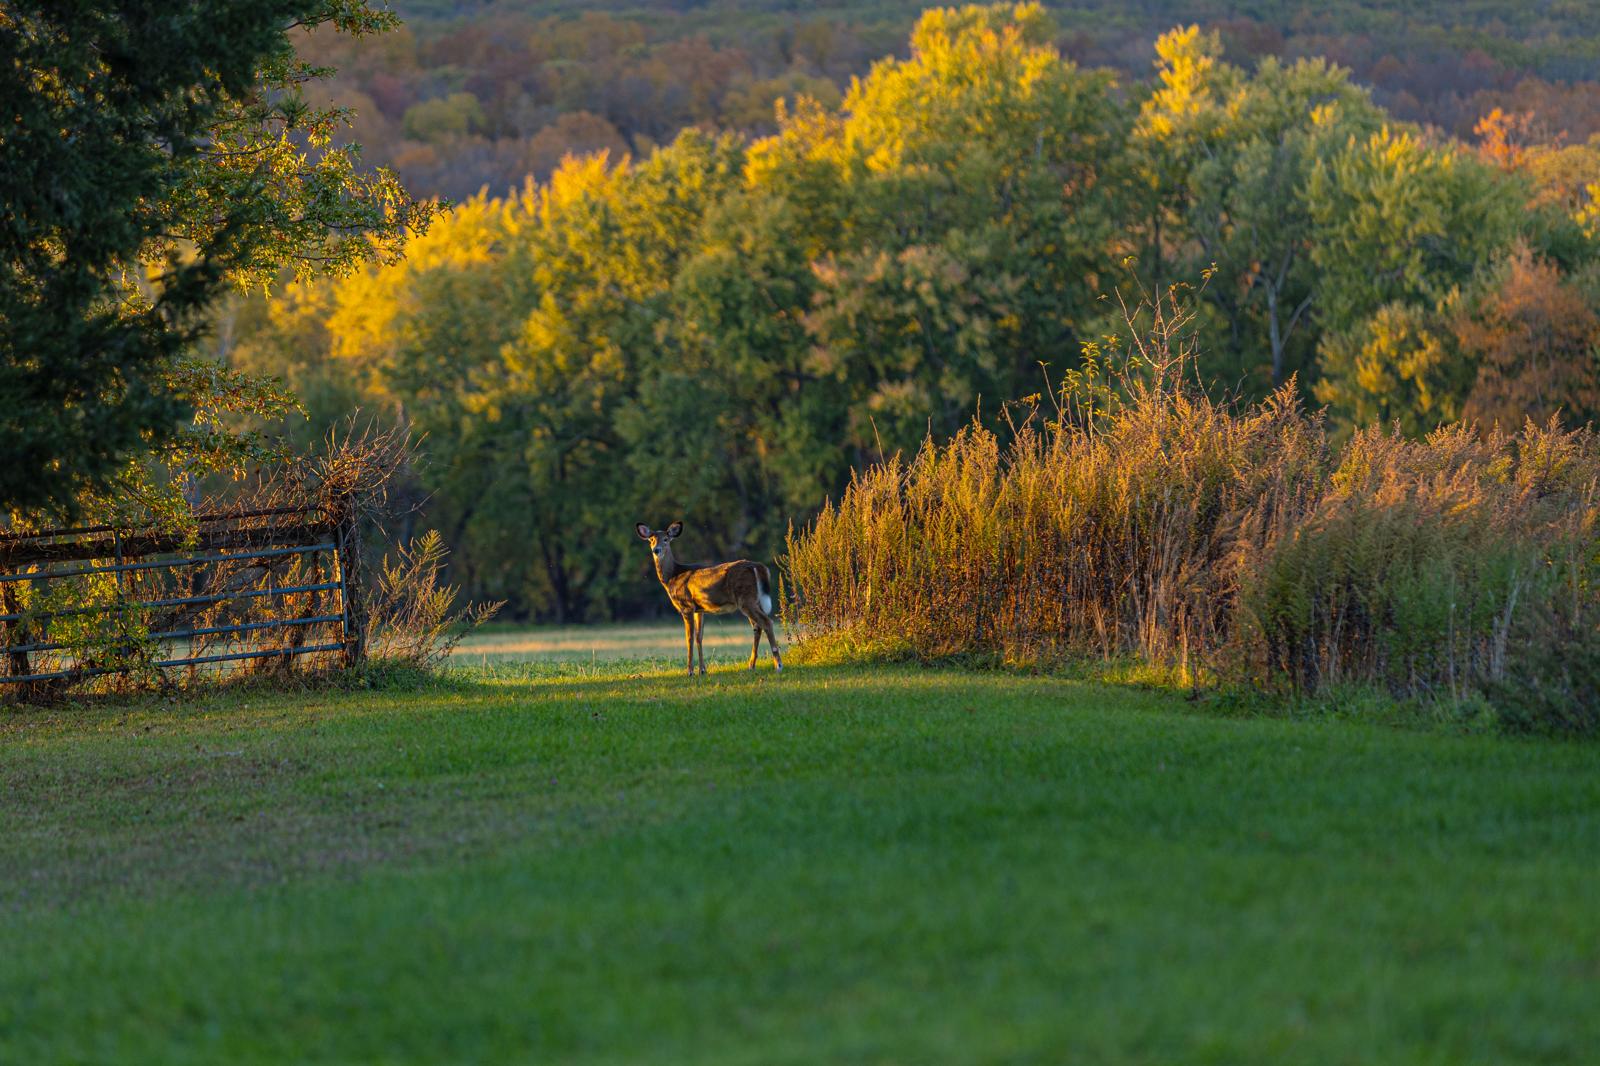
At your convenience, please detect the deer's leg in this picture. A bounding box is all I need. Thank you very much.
[694,611,706,675]
[745,611,761,669]
[683,613,695,676]
[760,613,782,672]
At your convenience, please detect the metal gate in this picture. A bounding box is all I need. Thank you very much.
[0,500,364,695]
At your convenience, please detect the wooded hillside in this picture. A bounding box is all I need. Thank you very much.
[302,1,1600,201]
[227,4,1600,621]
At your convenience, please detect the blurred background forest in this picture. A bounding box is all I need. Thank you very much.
[222,1,1600,622]
[305,1,1600,202]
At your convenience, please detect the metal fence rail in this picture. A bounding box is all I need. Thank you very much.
[0,581,344,624]
[4,644,351,686]
[0,500,362,694]
[0,542,336,584]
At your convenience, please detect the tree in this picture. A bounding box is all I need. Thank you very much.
[1136,32,1382,390]
[1309,126,1524,430]
[662,173,845,538]
[0,0,432,519]
[1128,26,1239,297]
[723,2,1123,463]
[1308,126,1520,333]
[402,92,486,142]
[651,2,1128,574]
[1313,300,1469,435]
[221,2,1600,621]
[1457,247,1600,431]
[335,132,747,621]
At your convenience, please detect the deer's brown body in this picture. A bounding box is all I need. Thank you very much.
[636,521,783,676]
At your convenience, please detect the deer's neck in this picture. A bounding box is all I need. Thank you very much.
[654,549,681,584]
[655,548,703,586]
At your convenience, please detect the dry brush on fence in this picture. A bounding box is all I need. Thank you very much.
[0,503,355,699]
[1,427,494,700]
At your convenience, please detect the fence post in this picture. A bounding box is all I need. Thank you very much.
[333,495,366,668]
[2,580,30,683]
[112,529,133,676]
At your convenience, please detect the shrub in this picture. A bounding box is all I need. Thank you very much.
[368,530,503,672]
[1237,421,1599,705]
[784,297,1600,731]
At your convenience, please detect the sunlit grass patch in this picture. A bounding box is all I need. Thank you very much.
[452,618,762,665]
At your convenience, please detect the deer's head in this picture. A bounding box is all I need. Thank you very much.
[635,521,683,566]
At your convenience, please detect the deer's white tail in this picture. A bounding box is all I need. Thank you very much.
[756,564,772,616]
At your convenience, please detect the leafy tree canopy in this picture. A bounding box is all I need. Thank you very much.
[0,0,434,520]
[230,3,1600,621]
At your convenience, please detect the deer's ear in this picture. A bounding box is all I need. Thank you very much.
[666,520,683,539]
[635,523,652,541]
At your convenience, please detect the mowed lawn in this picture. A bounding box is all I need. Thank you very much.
[3,627,1598,1064]
[453,616,760,666]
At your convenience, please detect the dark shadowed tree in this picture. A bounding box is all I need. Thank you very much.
[0,0,431,519]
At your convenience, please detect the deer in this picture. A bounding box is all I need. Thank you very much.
[635,521,783,676]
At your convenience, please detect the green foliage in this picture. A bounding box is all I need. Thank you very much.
[259,132,750,620]
[1134,30,1384,388]
[1239,421,1599,720]
[1308,127,1521,328]
[0,0,298,518]
[1305,127,1531,426]
[230,2,1600,627]
[1312,300,1469,435]
[1491,621,1600,736]
[401,92,486,142]
[0,0,435,521]
[787,1,1121,456]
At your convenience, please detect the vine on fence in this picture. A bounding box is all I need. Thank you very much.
[1,426,497,700]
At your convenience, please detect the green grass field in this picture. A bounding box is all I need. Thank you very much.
[453,615,761,665]
[3,624,1598,1063]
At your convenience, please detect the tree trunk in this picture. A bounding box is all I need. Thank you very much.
[1267,283,1285,386]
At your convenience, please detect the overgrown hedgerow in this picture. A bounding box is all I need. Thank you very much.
[783,297,1600,734]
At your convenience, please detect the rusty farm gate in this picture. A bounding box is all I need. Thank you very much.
[0,502,364,696]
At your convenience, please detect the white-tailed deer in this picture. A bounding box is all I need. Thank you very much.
[635,521,783,676]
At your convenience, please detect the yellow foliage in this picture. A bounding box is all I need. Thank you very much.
[747,1,1099,188]
[322,188,532,377]
[539,151,628,224]
[1140,25,1232,139]
[1581,180,1600,237]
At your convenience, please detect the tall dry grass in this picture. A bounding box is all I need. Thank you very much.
[784,296,1600,732]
